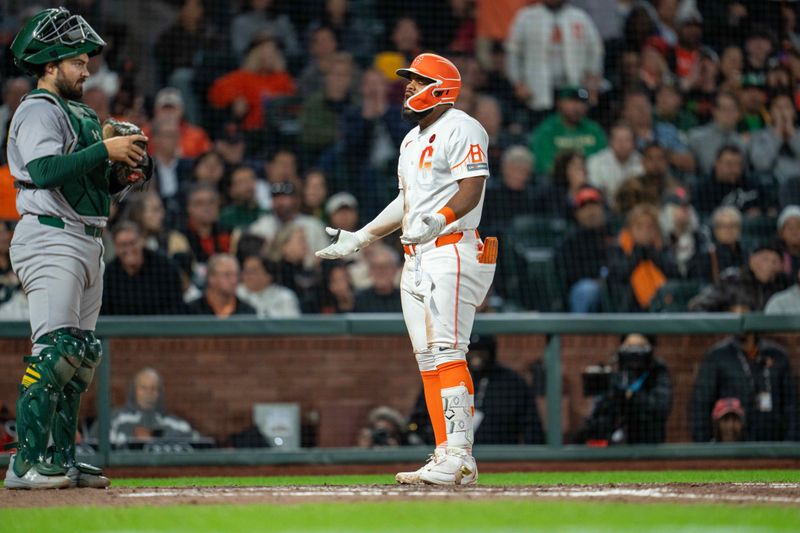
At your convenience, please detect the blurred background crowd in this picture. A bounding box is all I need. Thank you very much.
[1,0,800,317]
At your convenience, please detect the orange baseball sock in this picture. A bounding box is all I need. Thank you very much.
[437,360,475,397]
[420,370,447,447]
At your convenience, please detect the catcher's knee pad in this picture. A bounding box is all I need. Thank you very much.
[415,350,437,372]
[24,328,86,392]
[431,346,466,368]
[65,330,101,394]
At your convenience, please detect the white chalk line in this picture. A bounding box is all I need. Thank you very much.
[118,484,800,505]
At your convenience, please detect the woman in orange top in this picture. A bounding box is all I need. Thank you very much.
[607,203,679,311]
[208,34,296,131]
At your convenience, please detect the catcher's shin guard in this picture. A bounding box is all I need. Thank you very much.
[50,332,108,487]
[14,328,85,477]
[51,331,100,469]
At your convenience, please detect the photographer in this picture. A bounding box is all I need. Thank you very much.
[576,334,673,445]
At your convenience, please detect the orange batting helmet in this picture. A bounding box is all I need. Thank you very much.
[396,53,461,112]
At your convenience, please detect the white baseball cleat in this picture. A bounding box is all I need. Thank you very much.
[419,447,478,486]
[66,466,111,489]
[395,448,446,484]
[4,455,71,490]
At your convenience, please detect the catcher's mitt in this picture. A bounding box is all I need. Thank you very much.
[102,118,154,187]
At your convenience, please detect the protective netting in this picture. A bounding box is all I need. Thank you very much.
[0,1,799,452]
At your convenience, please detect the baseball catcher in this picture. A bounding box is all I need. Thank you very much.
[4,7,147,489]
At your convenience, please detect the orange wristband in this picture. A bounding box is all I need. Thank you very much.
[437,206,457,225]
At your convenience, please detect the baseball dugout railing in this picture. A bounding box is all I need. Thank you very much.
[0,314,799,469]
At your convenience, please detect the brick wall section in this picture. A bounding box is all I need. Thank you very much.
[1,333,798,446]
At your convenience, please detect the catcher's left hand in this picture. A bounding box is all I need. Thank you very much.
[102,118,153,187]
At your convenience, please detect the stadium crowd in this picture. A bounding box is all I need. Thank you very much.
[1,0,800,318]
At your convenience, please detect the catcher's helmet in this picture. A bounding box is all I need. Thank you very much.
[11,7,105,76]
[396,53,461,112]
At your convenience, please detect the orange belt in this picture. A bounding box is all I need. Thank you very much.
[403,230,479,255]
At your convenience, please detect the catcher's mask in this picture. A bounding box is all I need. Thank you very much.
[396,53,461,113]
[11,7,105,76]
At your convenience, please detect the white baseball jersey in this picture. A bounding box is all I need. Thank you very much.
[397,108,495,356]
[397,108,490,237]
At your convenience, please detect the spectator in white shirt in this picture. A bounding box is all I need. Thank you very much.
[236,255,301,317]
[505,0,604,112]
[588,122,643,206]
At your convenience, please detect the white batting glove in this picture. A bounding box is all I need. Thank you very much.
[401,213,447,245]
[316,227,369,259]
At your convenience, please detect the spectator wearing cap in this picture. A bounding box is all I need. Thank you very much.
[208,34,296,132]
[530,86,607,175]
[144,88,211,159]
[326,192,359,232]
[621,90,695,174]
[692,145,768,217]
[712,398,746,442]
[183,184,231,265]
[341,68,410,218]
[667,9,705,85]
[299,53,355,167]
[353,243,402,313]
[688,92,747,177]
[749,93,800,185]
[236,254,300,317]
[607,204,679,312]
[659,187,714,281]
[505,0,603,114]
[484,146,537,231]
[690,302,798,442]
[220,165,267,230]
[587,123,643,206]
[738,71,769,133]
[188,254,256,317]
[777,205,800,280]
[556,186,611,313]
[689,243,790,312]
[102,222,187,315]
[708,206,747,282]
[250,181,328,268]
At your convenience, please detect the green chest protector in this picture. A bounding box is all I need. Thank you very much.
[28,88,111,217]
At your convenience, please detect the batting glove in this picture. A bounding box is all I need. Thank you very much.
[316,227,370,259]
[401,213,447,245]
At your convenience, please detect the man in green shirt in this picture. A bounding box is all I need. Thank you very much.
[530,86,607,175]
[219,165,267,229]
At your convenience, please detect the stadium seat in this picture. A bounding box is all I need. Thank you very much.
[741,215,778,252]
[649,279,709,312]
[510,215,572,249]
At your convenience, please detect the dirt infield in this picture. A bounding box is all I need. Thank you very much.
[3,482,800,508]
[103,458,800,479]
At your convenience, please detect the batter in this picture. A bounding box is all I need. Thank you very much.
[317,53,497,485]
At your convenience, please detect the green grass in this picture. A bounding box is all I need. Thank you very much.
[3,471,799,532]
[111,469,800,488]
[2,500,799,532]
